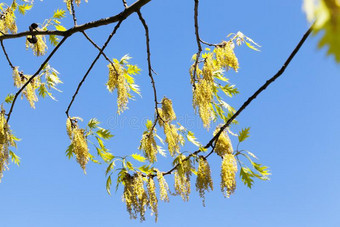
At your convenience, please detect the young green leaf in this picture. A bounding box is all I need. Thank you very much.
[238,128,250,142]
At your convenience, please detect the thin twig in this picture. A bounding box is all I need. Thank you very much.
[0,0,151,41]
[70,0,78,26]
[137,10,163,131]
[160,25,313,176]
[82,31,114,65]
[191,0,202,89]
[122,0,128,8]
[65,21,123,117]
[6,36,69,123]
[1,40,15,69]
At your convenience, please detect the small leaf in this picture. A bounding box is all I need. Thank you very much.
[240,167,254,188]
[238,128,250,142]
[106,175,112,195]
[131,154,146,162]
[88,118,100,129]
[96,129,113,140]
[9,151,20,166]
[5,94,15,104]
[55,25,66,31]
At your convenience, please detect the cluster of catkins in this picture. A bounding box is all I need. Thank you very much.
[191,41,239,128]
[0,106,15,182]
[13,67,40,108]
[122,170,170,222]
[66,117,89,172]
[0,5,17,34]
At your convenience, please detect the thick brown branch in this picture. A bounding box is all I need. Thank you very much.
[6,36,69,123]
[1,40,15,69]
[161,25,313,177]
[0,0,151,41]
[65,21,123,117]
[137,10,162,131]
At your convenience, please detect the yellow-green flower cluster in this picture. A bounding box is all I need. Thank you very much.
[26,34,48,56]
[66,118,89,172]
[192,79,214,128]
[0,106,16,182]
[122,173,148,221]
[195,156,213,206]
[13,68,40,109]
[0,6,17,34]
[107,62,129,114]
[220,153,238,198]
[174,156,192,201]
[157,97,183,156]
[139,131,157,163]
[156,170,169,202]
[64,0,88,12]
[147,177,158,222]
[214,41,239,72]
[214,128,233,157]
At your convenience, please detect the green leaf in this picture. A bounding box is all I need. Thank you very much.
[66,144,74,159]
[106,175,112,195]
[131,154,146,162]
[55,25,66,31]
[5,94,15,104]
[240,167,254,188]
[187,131,201,147]
[138,165,152,174]
[146,120,153,130]
[9,151,20,166]
[18,4,32,15]
[126,161,134,171]
[96,129,113,140]
[238,128,250,142]
[97,148,115,163]
[105,162,115,175]
[53,9,66,19]
[88,118,100,129]
[49,35,59,47]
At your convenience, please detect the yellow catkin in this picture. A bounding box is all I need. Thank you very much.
[147,177,158,222]
[221,153,238,198]
[122,174,137,219]
[214,41,239,72]
[214,128,233,157]
[0,7,17,34]
[161,97,176,122]
[71,128,89,172]
[156,170,169,202]
[22,76,39,109]
[195,157,213,206]
[174,170,191,201]
[174,157,192,201]
[122,173,148,221]
[133,173,148,222]
[107,62,129,114]
[75,0,88,6]
[26,35,48,56]
[139,131,157,163]
[163,123,182,156]
[193,79,214,128]
[189,63,203,85]
[0,106,15,182]
[12,67,23,88]
[202,52,217,82]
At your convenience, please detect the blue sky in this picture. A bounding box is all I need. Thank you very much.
[0,0,339,226]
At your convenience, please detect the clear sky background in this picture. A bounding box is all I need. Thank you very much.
[0,0,339,226]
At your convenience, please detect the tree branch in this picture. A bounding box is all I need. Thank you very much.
[191,0,202,89]
[1,40,15,70]
[0,0,151,41]
[70,0,78,26]
[6,36,69,123]
[65,21,123,117]
[137,10,162,131]
[160,25,313,176]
